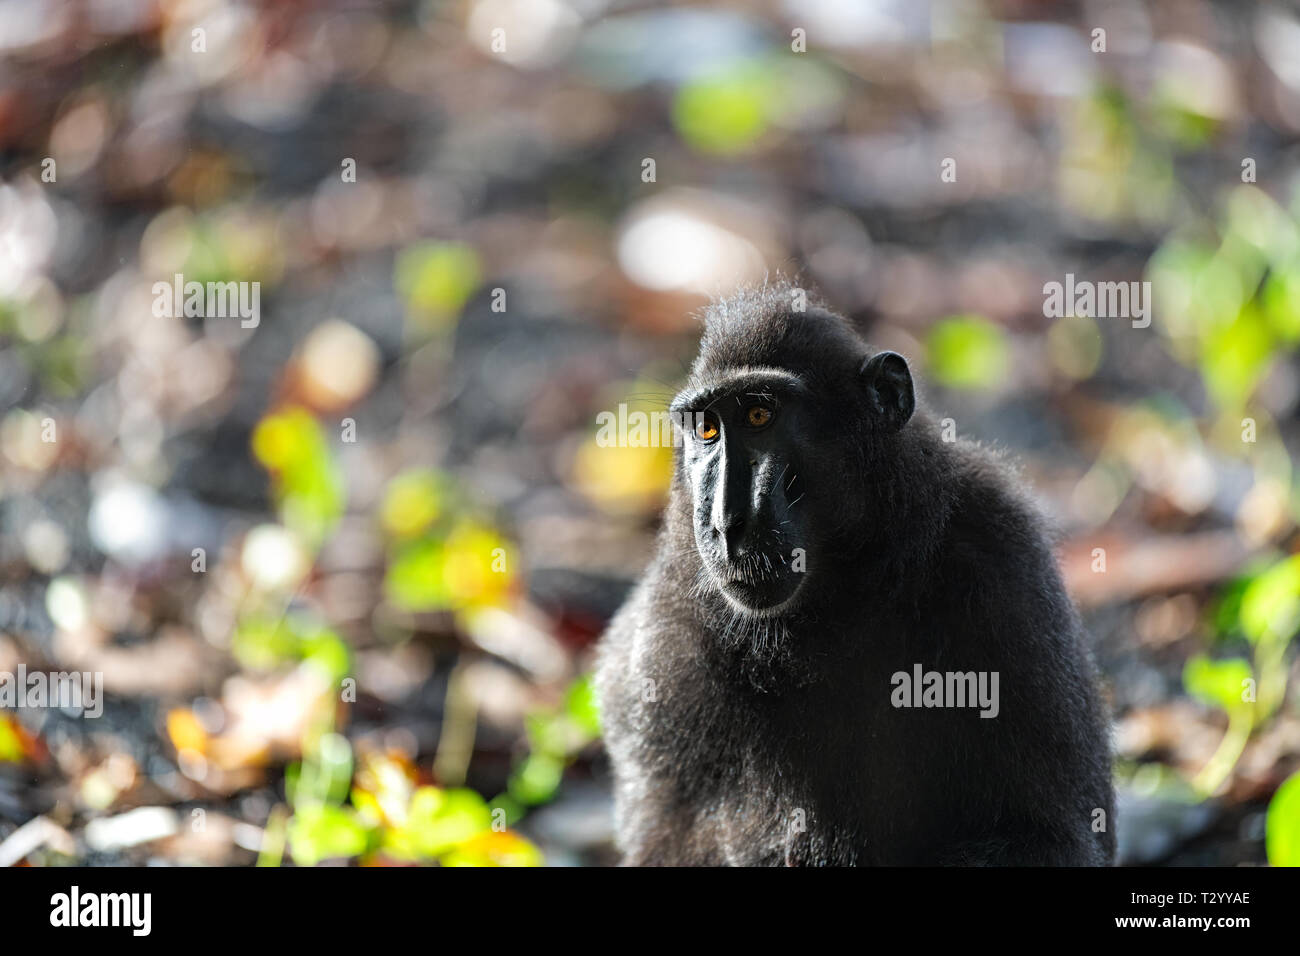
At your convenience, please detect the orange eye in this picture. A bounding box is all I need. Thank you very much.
[694,416,719,442]
[746,405,773,427]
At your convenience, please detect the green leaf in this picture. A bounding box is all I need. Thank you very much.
[926,315,1009,390]
[386,787,492,861]
[525,711,568,755]
[508,752,564,806]
[231,616,300,671]
[1261,268,1300,342]
[1208,567,1264,640]
[232,616,351,683]
[439,830,544,867]
[1182,654,1254,716]
[250,408,345,548]
[395,241,481,331]
[380,469,449,539]
[564,673,602,738]
[384,538,451,611]
[1239,555,1300,647]
[287,804,373,866]
[292,732,354,808]
[673,64,770,155]
[300,628,352,684]
[384,520,514,612]
[1266,770,1300,866]
[1199,306,1274,410]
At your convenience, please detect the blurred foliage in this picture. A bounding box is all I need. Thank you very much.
[285,738,542,867]
[1060,86,1175,226]
[506,675,601,808]
[1187,549,1300,797]
[925,314,1010,390]
[380,469,451,539]
[1047,315,1104,381]
[1267,770,1300,866]
[385,520,514,615]
[573,380,678,511]
[673,62,770,155]
[244,421,535,865]
[233,617,352,686]
[0,713,25,763]
[395,241,482,334]
[379,468,517,617]
[251,407,346,551]
[672,54,847,156]
[146,207,285,289]
[572,436,674,511]
[1183,655,1255,718]
[287,803,372,866]
[1150,187,1300,413]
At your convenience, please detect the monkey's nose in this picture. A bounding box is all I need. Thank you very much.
[714,513,746,561]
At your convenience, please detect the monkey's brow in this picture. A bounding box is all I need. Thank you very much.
[670,369,807,412]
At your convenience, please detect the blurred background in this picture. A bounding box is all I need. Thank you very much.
[1,0,1299,867]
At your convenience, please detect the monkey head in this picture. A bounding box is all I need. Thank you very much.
[670,294,916,619]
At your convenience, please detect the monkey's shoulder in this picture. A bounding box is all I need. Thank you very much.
[592,572,703,720]
[935,442,1062,573]
[916,441,1083,647]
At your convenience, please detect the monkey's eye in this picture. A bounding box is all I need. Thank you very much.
[694,414,719,443]
[745,405,774,428]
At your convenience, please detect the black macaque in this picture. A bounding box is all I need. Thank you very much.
[595,284,1115,866]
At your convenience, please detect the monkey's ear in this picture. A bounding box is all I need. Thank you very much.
[860,351,914,431]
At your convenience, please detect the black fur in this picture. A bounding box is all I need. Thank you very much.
[595,284,1116,866]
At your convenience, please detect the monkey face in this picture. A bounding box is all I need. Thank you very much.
[673,370,814,616]
[671,351,915,618]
